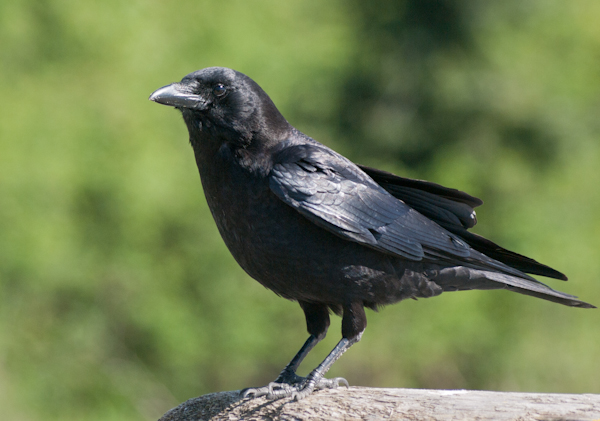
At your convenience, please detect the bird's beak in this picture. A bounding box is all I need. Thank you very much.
[149,83,209,110]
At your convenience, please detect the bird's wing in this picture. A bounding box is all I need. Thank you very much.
[358,164,481,230]
[359,164,567,280]
[269,144,472,261]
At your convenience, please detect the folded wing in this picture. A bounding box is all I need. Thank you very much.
[359,165,567,280]
[270,144,475,262]
[268,143,592,308]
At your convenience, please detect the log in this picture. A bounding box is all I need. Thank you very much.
[158,387,600,420]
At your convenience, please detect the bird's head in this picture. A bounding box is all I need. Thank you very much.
[150,67,291,149]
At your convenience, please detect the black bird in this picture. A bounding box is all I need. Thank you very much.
[149,67,594,400]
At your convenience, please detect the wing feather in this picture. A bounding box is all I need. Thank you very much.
[270,144,471,261]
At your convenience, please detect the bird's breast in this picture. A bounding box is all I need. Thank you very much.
[192,145,426,305]
[195,148,289,272]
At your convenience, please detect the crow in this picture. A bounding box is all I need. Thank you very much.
[149,67,594,400]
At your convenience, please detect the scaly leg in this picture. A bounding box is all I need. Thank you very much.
[241,302,366,400]
[240,334,321,398]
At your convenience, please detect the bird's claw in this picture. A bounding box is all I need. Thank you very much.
[315,376,349,390]
[241,380,302,399]
[290,376,348,401]
[240,386,268,399]
[240,376,349,401]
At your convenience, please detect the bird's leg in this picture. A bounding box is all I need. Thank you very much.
[242,302,366,400]
[272,334,320,385]
[289,334,361,401]
[240,334,322,399]
[241,302,330,399]
[288,301,366,400]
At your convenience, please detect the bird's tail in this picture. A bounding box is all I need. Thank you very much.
[432,266,595,308]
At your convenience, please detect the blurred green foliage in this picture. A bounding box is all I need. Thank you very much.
[1,0,599,419]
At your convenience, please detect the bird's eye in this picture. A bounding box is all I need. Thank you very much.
[213,84,227,97]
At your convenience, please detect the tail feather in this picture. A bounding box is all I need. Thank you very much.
[433,267,595,308]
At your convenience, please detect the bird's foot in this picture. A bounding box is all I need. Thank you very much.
[240,373,348,401]
[290,375,349,401]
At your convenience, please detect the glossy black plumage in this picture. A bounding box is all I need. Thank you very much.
[150,67,594,400]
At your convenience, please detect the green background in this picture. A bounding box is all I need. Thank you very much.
[1,1,599,419]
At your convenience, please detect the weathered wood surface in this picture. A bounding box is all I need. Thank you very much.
[158,387,600,421]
